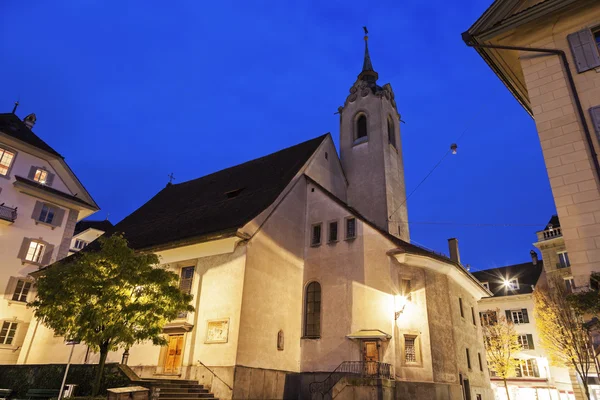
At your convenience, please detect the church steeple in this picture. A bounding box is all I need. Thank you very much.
[358,27,378,84]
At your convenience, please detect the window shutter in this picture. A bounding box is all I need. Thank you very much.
[27,166,37,180]
[17,238,31,260]
[52,207,65,227]
[31,201,43,220]
[532,359,540,377]
[522,308,529,323]
[590,106,600,139]
[3,277,17,300]
[45,172,55,187]
[527,334,535,350]
[41,244,54,265]
[505,310,512,321]
[568,29,600,73]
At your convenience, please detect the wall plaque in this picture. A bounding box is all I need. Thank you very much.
[205,318,229,343]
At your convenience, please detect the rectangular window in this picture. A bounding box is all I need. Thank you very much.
[507,279,519,290]
[328,221,338,243]
[459,297,464,318]
[480,310,497,325]
[478,352,483,371]
[25,241,45,263]
[0,148,15,176]
[565,277,575,293]
[476,395,482,400]
[179,266,195,294]
[39,204,55,224]
[33,168,48,184]
[0,321,17,345]
[510,309,527,324]
[471,307,476,325]
[558,251,571,269]
[404,336,416,363]
[518,335,529,350]
[12,280,31,302]
[466,348,471,369]
[519,359,539,377]
[345,217,356,240]
[311,223,322,246]
[74,239,88,250]
[595,28,600,52]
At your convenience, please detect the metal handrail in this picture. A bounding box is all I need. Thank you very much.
[0,204,17,222]
[309,361,393,397]
[197,360,233,391]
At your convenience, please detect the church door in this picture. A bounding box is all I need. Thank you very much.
[363,340,379,376]
[164,335,184,373]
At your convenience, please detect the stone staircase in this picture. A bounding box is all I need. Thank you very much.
[140,378,217,400]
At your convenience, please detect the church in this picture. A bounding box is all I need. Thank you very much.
[19,34,493,400]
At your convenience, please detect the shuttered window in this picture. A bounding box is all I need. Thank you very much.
[18,238,54,265]
[568,28,600,73]
[304,282,321,338]
[27,166,55,186]
[31,201,65,227]
[0,148,15,176]
[12,280,31,302]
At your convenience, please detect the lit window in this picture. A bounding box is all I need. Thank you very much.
[328,221,338,243]
[74,239,88,249]
[33,169,48,184]
[345,217,356,240]
[25,241,45,263]
[404,336,417,363]
[0,321,17,345]
[12,280,31,302]
[311,224,322,246]
[39,204,55,224]
[481,282,489,290]
[518,335,530,350]
[517,359,539,377]
[0,148,15,176]
[558,251,571,269]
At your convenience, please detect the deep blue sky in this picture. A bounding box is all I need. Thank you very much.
[0,1,556,271]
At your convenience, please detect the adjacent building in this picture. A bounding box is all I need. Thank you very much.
[0,111,98,364]
[20,35,494,399]
[463,0,600,290]
[68,219,113,256]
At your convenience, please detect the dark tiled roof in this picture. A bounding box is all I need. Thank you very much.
[543,214,560,230]
[472,261,544,296]
[74,219,114,235]
[14,175,98,209]
[0,113,62,157]
[111,134,329,250]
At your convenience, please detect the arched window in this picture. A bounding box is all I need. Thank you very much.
[356,114,367,140]
[304,281,321,337]
[388,116,396,148]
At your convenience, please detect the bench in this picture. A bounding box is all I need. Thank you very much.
[25,389,60,400]
[0,389,12,399]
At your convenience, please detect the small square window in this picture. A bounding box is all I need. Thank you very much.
[0,321,18,345]
[25,241,45,263]
[12,280,31,302]
[345,217,356,240]
[311,224,322,246]
[328,221,338,243]
[33,168,48,184]
[0,148,15,176]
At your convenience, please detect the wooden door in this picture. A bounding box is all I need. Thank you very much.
[164,335,184,373]
[363,341,379,376]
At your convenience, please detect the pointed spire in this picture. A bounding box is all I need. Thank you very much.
[358,27,378,83]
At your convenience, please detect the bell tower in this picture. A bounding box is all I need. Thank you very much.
[339,29,409,241]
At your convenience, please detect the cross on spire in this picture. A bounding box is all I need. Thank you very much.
[358,27,378,83]
[168,173,176,184]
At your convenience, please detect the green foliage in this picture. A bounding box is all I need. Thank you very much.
[0,364,129,397]
[568,272,600,316]
[481,309,521,380]
[30,234,194,353]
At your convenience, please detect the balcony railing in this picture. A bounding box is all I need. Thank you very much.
[542,227,562,240]
[0,204,17,223]
[309,361,393,398]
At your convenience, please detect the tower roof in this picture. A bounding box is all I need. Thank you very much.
[358,29,379,84]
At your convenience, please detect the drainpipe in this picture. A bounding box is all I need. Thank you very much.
[462,33,600,187]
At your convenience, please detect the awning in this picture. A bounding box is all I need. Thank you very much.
[163,322,194,334]
[346,329,392,341]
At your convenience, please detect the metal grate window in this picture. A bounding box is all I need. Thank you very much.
[304,282,321,337]
[12,280,31,302]
[0,321,17,345]
[404,336,416,363]
[346,218,356,239]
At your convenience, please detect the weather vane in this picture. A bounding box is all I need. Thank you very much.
[363,26,368,35]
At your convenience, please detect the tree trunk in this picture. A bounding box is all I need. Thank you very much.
[92,342,109,396]
[582,380,591,400]
[504,378,511,400]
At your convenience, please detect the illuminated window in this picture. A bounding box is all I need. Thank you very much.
[33,168,48,184]
[304,282,321,338]
[517,359,539,377]
[12,280,31,302]
[0,322,17,345]
[0,148,15,176]
[558,251,571,269]
[39,204,55,224]
[25,241,45,263]
[404,335,418,363]
[74,239,88,250]
[345,217,356,240]
[311,223,322,246]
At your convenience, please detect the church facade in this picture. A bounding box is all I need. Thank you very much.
[21,35,493,399]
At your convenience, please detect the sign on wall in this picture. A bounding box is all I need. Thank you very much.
[205,318,229,344]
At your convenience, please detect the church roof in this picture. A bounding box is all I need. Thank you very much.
[74,219,114,235]
[471,260,544,297]
[109,134,329,250]
[0,113,63,157]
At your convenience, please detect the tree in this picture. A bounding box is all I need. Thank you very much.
[534,277,594,399]
[30,235,194,396]
[481,309,521,400]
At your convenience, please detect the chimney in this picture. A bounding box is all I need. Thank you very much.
[448,238,461,264]
[530,250,538,265]
[23,113,36,130]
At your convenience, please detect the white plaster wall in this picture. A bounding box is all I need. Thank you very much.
[304,137,348,202]
[69,228,105,252]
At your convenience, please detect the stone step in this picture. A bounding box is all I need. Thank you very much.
[142,379,199,385]
[150,384,205,389]
[157,390,210,397]
[158,396,215,400]
[158,388,208,393]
